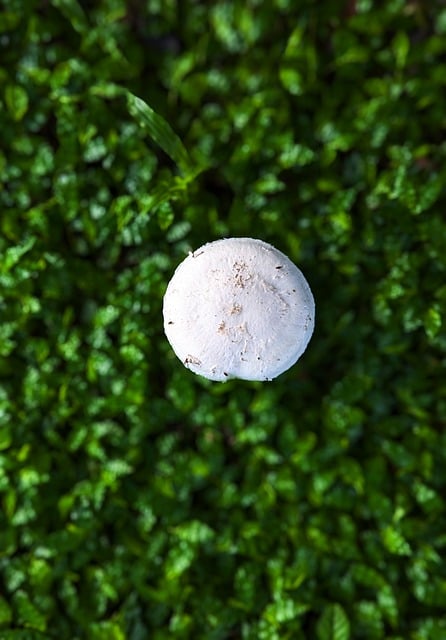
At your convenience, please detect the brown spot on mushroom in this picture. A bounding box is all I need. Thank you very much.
[184,354,201,366]
[233,260,251,288]
[230,303,242,315]
[217,321,226,334]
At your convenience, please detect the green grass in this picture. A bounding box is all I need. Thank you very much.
[1,0,446,638]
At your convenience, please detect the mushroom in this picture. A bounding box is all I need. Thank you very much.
[163,237,315,381]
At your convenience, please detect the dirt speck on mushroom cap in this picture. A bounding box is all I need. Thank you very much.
[163,237,315,381]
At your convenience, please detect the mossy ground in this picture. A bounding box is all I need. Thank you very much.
[1,1,446,638]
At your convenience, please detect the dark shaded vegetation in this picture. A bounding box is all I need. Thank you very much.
[1,0,446,637]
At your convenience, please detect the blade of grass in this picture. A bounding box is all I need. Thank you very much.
[125,91,192,176]
[90,83,204,178]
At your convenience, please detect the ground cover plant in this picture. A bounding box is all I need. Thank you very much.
[1,0,446,638]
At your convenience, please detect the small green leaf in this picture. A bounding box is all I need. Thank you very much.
[14,590,47,632]
[279,67,303,96]
[317,603,350,640]
[0,596,12,624]
[424,307,442,339]
[414,175,442,214]
[142,178,187,217]
[381,526,411,556]
[264,597,309,624]
[157,204,174,230]
[89,621,126,640]
[172,520,215,544]
[392,31,410,69]
[0,424,12,451]
[5,85,29,121]
[1,238,35,273]
[378,584,399,628]
[355,601,384,639]
[89,82,125,99]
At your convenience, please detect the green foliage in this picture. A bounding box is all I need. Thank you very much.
[1,0,446,638]
[317,604,350,640]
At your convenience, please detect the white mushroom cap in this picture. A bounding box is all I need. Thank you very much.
[163,237,315,382]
